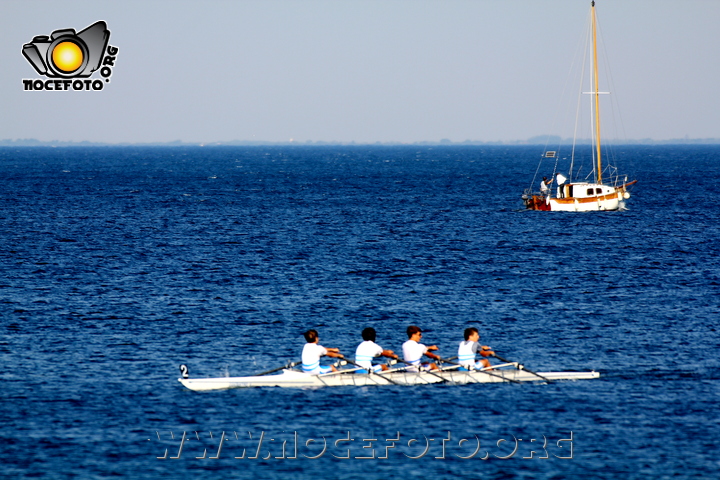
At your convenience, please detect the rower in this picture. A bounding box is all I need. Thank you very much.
[458,327,495,371]
[354,327,398,373]
[402,325,440,371]
[301,329,342,374]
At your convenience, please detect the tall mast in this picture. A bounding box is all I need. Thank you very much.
[591,1,602,183]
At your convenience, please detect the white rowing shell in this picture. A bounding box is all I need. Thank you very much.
[178,368,599,391]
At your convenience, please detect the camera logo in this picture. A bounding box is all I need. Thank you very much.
[22,21,119,91]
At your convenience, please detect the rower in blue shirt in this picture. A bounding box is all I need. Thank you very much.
[457,327,494,370]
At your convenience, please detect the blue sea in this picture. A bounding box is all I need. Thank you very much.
[1,145,718,479]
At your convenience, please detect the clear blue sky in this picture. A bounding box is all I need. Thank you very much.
[1,0,718,144]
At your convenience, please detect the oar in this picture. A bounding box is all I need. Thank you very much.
[492,354,550,383]
[396,358,449,384]
[437,356,458,365]
[435,356,522,384]
[253,360,301,377]
[338,355,402,385]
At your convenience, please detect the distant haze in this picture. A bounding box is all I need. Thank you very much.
[2,0,718,144]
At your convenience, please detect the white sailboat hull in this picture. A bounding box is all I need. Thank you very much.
[178,368,600,391]
[523,181,634,212]
[548,189,626,212]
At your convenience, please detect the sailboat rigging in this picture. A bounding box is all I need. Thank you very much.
[522,1,636,212]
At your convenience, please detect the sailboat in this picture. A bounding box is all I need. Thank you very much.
[522,1,636,212]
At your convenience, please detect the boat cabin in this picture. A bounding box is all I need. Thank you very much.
[559,182,615,199]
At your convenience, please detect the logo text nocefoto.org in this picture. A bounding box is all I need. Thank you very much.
[22,21,118,91]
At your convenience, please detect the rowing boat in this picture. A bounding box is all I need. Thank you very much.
[178,365,599,391]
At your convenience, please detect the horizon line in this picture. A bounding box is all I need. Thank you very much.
[2,137,720,147]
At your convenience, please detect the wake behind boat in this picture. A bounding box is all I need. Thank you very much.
[522,1,636,212]
[178,362,599,391]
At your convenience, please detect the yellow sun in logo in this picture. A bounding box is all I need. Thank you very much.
[52,41,84,73]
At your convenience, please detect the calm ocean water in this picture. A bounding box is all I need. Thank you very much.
[1,145,718,479]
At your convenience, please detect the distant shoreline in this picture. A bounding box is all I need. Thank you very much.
[2,138,720,147]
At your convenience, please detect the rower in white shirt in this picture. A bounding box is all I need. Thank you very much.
[354,327,398,373]
[402,325,440,371]
[457,327,494,370]
[301,329,342,374]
